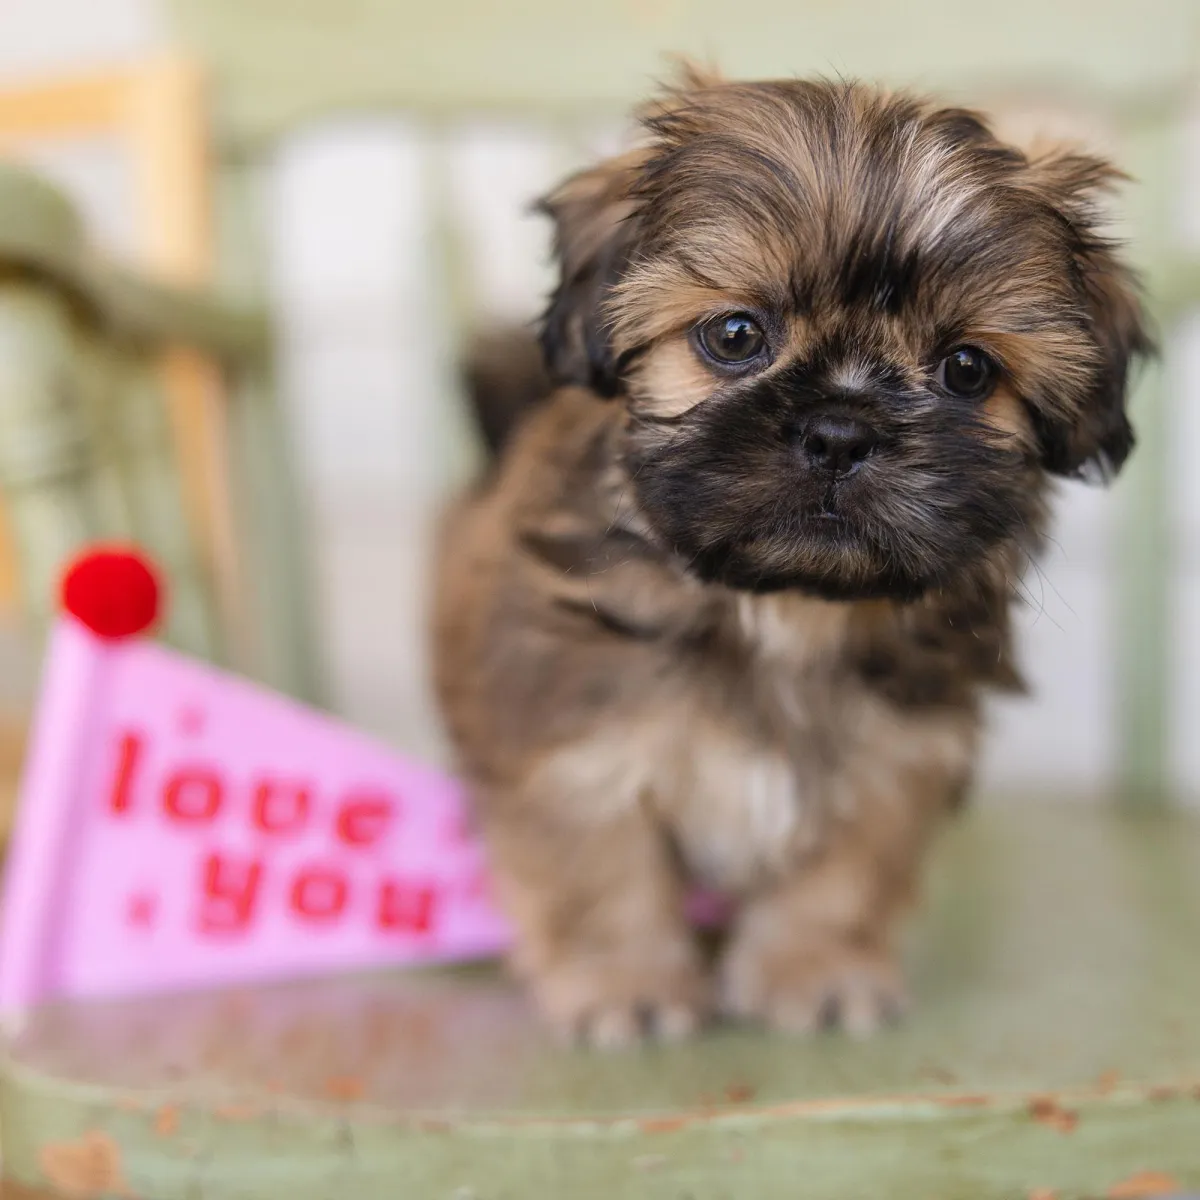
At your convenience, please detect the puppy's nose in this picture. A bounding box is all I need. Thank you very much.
[799,416,878,476]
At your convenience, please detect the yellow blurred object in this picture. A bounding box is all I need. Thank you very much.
[0,715,25,852]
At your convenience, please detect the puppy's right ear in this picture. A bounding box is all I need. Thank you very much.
[537,149,647,396]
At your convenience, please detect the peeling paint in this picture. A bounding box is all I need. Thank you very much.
[153,1105,179,1137]
[39,1130,131,1199]
[638,1116,689,1134]
[1028,1096,1079,1134]
[1107,1171,1184,1198]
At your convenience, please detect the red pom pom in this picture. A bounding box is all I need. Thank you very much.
[60,546,163,640]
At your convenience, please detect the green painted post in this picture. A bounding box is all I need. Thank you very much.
[1112,110,1177,804]
[213,158,324,704]
[0,283,108,636]
[111,353,220,659]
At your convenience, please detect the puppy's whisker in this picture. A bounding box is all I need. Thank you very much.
[1025,556,1078,623]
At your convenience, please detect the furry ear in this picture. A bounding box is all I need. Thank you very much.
[538,64,726,395]
[1024,151,1154,479]
[537,149,647,395]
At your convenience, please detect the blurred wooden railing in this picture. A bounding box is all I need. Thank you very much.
[0,160,318,701]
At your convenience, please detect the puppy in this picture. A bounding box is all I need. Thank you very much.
[433,69,1150,1047]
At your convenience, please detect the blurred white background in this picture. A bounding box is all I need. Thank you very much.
[3,0,1198,798]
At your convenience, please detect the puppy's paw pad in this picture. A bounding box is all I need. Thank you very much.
[535,960,711,1049]
[720,940,906,1038]
[584,999,704,1050]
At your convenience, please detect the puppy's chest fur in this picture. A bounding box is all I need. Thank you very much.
[648,594,874,889]
[438,391,1017,892]
[614,591,979,890]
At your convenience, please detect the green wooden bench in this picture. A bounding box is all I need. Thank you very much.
[0,161,316,700]
[2,805,1198,1198]
[1,1,1199,1196]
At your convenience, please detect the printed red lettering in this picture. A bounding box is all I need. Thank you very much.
[197,853,262,934]
[377,879,436,935]
[107,731,144,815]
[290,867,348,922]
[163,767,224,823]
[336,794,394,847]
[251,779,310,835]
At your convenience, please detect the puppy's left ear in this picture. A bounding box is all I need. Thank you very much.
[537,149,648,396]
[1025,151,1154,480]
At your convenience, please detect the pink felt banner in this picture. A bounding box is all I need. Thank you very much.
[0,618,511,1013]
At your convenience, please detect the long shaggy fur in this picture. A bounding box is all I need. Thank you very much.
[435,72,1151,1046]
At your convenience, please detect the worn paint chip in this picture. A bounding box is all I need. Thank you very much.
[1107,1171,1184,1198]
[1028,1095,1079,1134]
[39,1130,130,1199]
[153,1105,179,1137]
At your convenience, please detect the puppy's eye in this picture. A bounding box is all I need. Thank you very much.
[936,346,997,399]
[696,313,767,367]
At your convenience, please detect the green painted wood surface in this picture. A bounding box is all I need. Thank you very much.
[0,278,219,656]
[0,161,319,680]
[0,164,267,361]
[0,282,113,630]
[168,0,1200,144]
[109,356,217,659]
[2,803,1199,1198]
[212,161,322,704]
[0,162,244,655]
[1113,116,1178,804]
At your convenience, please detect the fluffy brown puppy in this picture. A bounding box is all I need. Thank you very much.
[434,70,1150,1047]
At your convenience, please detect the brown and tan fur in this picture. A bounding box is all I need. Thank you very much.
[433,69,1150,1046]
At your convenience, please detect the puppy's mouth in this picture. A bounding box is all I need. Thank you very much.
[689,517,928,601]
[806,477,858,523]
[698,551,928,601]
[803,486,853,525]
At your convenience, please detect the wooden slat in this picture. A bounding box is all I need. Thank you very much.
[122,56,241,667]
[213,159,321,701]
[0,284,106,632]
[0,71,129,144]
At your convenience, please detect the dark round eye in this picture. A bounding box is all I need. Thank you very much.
[937,346,997,399]
[697,313,767,366]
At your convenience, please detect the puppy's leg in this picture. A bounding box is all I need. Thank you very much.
[720,716,972,1037]
[483,780,709,1049]
[719,834,913,1037]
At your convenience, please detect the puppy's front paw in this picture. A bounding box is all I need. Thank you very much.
[531,951,711,1049]
[719,935,906,1038]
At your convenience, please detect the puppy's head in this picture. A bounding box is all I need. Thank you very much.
[539,74,1151,600]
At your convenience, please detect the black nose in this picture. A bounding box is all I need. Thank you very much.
[799,416,879,476]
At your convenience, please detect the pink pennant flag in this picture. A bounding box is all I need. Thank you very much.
[0,548,511,1015]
